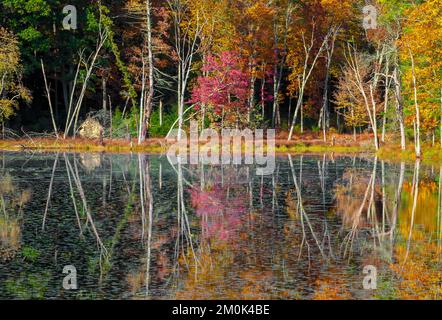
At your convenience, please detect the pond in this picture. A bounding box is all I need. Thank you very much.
[0,152,440,299]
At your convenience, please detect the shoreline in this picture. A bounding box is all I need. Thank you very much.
[0,137,441,164]
[0,137,370,154]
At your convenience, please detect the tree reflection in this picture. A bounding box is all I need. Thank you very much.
[0,173,31,262]
[0,152,441,300]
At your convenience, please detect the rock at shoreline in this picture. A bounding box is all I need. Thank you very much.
[78,117,103,139]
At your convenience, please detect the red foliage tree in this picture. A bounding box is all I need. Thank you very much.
[190,51,249,127]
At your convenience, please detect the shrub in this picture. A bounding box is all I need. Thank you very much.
[112,103,178,139]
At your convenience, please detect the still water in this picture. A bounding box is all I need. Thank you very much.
[0,152,440,299]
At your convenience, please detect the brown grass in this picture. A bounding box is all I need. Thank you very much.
[0,137,168,153]
[4,131,442,165]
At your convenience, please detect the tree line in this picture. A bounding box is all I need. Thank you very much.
[0,0,441,156]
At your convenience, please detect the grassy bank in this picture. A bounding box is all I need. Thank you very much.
[0,137,168,153]
[377,143,442,164]
[1,136,441,164]
[0,136,373,156]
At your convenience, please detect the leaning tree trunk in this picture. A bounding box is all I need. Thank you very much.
[41,59,59,138]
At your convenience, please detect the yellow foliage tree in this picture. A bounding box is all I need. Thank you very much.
[399,0,442,147]
[0,27,31,127]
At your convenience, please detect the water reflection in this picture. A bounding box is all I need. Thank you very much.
[0,152,440,299]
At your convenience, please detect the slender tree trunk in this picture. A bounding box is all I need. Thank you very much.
[272,2,292,128]
[287,97,292,128]
[288,29,330,141]
[346,44,381,150]
[381,58,391,143]
[65,29,107,138]
[261,77,266,118]
[248,74,256,123]
[409,49,421,158]
[440,87,442,148]
[177,64,184,140]
[109,95,113,140]
[138,55,146,143]
[140,0,154,143]
[321,64,330,142]
[159,100,163,127]
[272,69,278,127]
[54,77,59,124]
[102,76,107,112]
[319,27,338,142]
[393,65,406,150]
[288,89,304,140]
[300,103,304,134]
[41,59,59,138]
[369,85,380,150]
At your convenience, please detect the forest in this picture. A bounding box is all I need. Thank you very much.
[1,0,442,301]
[0,0,441,157]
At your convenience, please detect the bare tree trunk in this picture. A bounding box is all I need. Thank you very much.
[300,102,303,134]
[143,0,154,141]
[138,54,146,143]
[177,63,183,140]
[248,73,255,123]
[65,24,108,138]
[320,66,330,142]
[393,65,406,150]
[287,97,292,128]
[102,76,107,112]
[319,26,339,142]
[168,0,203,141]
[159,100,163,127]
[288,27,330,141]
[369,85,380,150]
[272,1,292,128]
[440,87,442,148]
[139,0,155,143]
[261,77,266,118]
[288,87,304,140]
[409,49,421,158]
[63,60,81,138]
[381,58,391,143]
[344,43,383,150]
[108,95,113,140]
[41,59,59,138]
